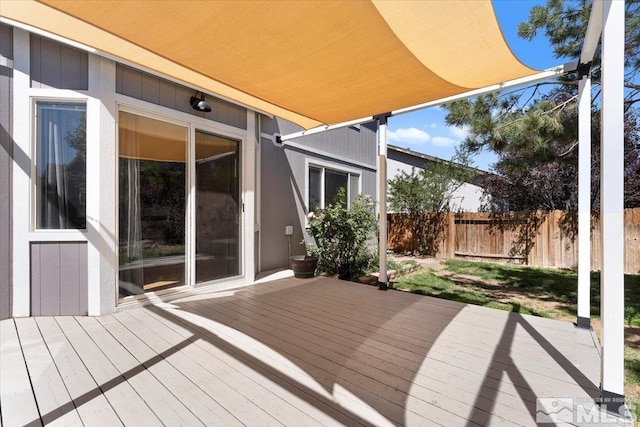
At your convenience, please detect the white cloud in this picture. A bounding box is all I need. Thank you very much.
[431,136,458,147]
[429,122,438,129]
[447,125,469,140]
[388,127,431,145]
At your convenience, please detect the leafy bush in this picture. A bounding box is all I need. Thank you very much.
[388,148,474,255]
[306,188,376,279]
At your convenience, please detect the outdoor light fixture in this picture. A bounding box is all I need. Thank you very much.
[190,91,212,112]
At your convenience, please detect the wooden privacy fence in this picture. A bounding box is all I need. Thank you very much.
[388,208,640,274]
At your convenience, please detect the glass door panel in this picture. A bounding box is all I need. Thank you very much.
[195,131,240,283]
[118,112,187,297]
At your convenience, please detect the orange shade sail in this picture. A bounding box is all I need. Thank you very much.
[2,0,538,129]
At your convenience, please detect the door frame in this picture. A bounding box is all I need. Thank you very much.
[115,100,249,306]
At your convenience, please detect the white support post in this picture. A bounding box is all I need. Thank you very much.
[377,116,388,290]
[577,75,591,329]
[599,0,628,419]
[11,28,30,317]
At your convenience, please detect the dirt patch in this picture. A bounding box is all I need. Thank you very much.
[390,254,445,272]
[588,319,640,350]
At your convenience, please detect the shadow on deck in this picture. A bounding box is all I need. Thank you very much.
[0,274,611,426]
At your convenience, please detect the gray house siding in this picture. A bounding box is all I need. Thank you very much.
[7,25,265,317]
[259,117,377,271]
[116,64,247,130]
[30,242,88,316]
[30,34,88,90]
[0,23,13,320]
[274,118,377,167]
[22,35,91,316]
[0,23,12,60]
[259,131,299,271]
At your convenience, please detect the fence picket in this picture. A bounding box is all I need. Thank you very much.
[388,208,640,273]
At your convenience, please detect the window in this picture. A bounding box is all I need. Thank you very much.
[35,102,87,229]
[308,164,360,213]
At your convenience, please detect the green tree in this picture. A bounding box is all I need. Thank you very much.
[388,149,474,255]
[445,0,640,210]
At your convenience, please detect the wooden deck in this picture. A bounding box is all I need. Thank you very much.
[0,274,623,426]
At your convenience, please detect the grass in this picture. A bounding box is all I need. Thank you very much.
[441,259,640,326]
[394,268,550,317]
[626,347,640,420]
[392,259,640,420]
[394,259,640,324]
[387,259,404,272]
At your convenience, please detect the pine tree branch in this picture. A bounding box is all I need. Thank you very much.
[558,140,579,157]
[494,95,578,132]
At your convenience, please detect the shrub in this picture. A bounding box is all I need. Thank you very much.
[306,188,376,279]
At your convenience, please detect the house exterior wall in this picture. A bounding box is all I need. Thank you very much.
[31,242,88,315]
[5,23,377,315]
[11,28,102,316]
[274,119,378,166]
[259,117,377,271]
[7,26,258,317]
[0,23,13,320]
[115,64,247,130]
[30,34,88,90]
[387,147,487,212]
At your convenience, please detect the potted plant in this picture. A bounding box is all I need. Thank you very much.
[289,254,318,278]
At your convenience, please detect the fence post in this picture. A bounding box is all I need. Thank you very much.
[447,213,455,259]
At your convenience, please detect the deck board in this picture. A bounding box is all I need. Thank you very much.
[178,286,487,425]
[76,315,200,425]
[54,316,163,427]
[14,317,83,426]
[93,314,206,426]
[0,320,40,427]
[113,309,285,426]
[145,302,394,426]
[139,303,375,426]
[34,317,122,426]
[0,275,620,426]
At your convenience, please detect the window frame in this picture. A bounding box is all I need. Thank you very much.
[305,158,362,214]
[31,98,88,232]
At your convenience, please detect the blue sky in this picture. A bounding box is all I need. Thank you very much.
[388,0,561,171]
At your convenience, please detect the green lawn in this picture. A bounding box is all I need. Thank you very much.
[395,259,640,326]
[392,266,550,317]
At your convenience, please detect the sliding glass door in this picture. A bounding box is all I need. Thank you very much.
[117,111,242,299]
[195,131,240,283]
[118,112,187,298]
